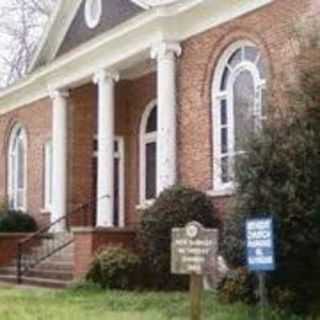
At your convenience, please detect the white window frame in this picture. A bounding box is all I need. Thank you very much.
[114,136,125,228]
[44,139,53,211]
[212,40,266,193]
[139,100,157,205]
[85,0,102,29]
[7,124,27,211]
[93,135,125,227]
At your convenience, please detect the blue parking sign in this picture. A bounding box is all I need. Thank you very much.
[246,218,275,272]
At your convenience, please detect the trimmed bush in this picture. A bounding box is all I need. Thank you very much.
[0,211,38,233]
[86,246,141,290]
[138,185,220,290]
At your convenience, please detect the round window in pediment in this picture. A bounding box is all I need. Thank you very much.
[85,0,102,29]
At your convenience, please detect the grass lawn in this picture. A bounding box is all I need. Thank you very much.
[0,283,307,320]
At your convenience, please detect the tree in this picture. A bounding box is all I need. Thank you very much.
[0,0,57,87]
[221,21,320,314]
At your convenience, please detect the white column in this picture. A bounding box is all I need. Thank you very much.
[50,89,69,231]
[151,42,181,195]
[93,70,119,227]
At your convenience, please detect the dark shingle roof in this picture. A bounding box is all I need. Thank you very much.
[57,0,143,57]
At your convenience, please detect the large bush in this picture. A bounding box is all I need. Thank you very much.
[87,246,141,290]
[221,31,320,314]
[138,185,220,290]
[0,211,38,233]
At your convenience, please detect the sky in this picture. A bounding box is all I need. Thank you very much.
[0,0,53,88]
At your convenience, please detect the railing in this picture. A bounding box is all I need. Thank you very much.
[16,195,108,284]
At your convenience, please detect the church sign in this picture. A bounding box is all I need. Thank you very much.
[246,217,275,272]
[171,221,219,275]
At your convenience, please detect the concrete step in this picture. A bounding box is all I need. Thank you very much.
[25,269,73,281]
[0,266,72,281]
[0,274,71,289]
[33,261,73,272]
[9,260,73,272]
[0,233,75,289]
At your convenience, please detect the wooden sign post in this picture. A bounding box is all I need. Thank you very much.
[171,221,219,320]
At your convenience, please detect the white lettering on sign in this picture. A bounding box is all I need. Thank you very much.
[171,221,219,275]
[248,256,273,264]
[246,218,275,271]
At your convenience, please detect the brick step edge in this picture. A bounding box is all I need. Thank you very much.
[0,274,71,289]
[8,261,74,271]
[0,268,73,281]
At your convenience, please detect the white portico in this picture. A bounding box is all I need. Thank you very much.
[47,41,181,229]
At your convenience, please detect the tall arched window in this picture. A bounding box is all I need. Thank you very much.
[140,101,157,203]
[212,41,267,191]
[8,124,27,210]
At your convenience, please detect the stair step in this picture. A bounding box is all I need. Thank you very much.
[0,274,71,289]
[0,233,75,289]
[9,261,73,273]
[25,269,73,281]
[0,274,17,284]
[0,266,72,281]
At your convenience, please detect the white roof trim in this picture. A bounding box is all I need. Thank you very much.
[130,0,182,9]
[29,0,83,73]
[0,0,273,115]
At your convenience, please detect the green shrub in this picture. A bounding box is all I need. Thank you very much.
[138,185,220,290]
[86,246,141,290]
[217,267,257,305]
[270,287,301,312]
[0,211,38,233]
[0,200,8,215]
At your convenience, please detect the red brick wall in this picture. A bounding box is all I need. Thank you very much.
[0,233,40,266]
[67,73,156,226]
[177,0,314,210]
[0,99,52,227]
[122,73,156,225]
[73,227,136,279]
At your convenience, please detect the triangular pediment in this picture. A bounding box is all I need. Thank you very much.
[30,0,143,72]
[57,0,143,57]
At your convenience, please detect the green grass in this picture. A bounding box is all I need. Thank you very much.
[0,284,308,320]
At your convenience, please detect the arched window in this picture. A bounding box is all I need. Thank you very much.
[212,41,267,191]
[140,101,157,203]
[8,124,27,210]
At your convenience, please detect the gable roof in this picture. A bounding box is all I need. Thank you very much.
[29,0,143,73]
[57,0,143,58]
[29,0,82,72]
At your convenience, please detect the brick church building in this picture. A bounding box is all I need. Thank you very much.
[0,0,318,286]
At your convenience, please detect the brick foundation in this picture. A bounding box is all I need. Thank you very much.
[72,227,136,279]
[0,233,38,266]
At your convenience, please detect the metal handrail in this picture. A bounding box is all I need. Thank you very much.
[16,195,109,284]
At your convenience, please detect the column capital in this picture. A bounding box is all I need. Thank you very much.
[48,88,69,100]
[93,69,120,84]
[151,41,182,60]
